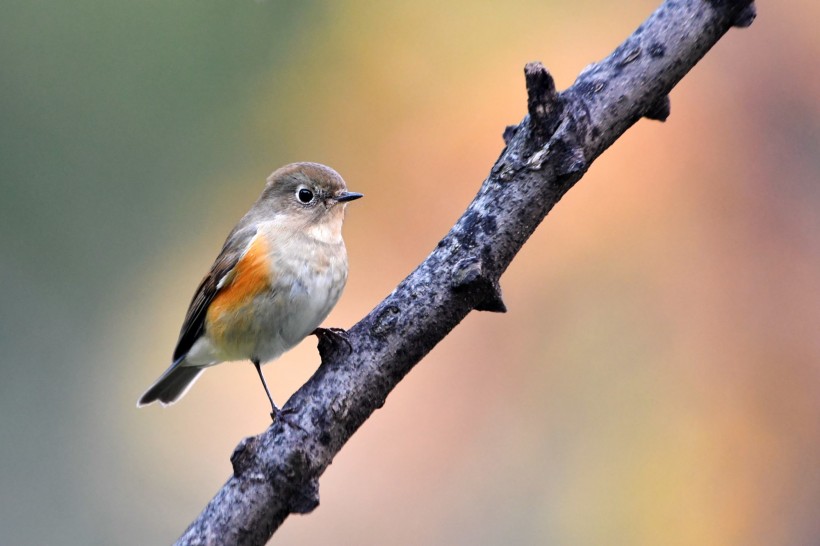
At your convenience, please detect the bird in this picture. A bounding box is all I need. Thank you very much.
[137,162,362,421]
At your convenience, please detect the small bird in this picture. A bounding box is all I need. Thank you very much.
[137,162,362,421]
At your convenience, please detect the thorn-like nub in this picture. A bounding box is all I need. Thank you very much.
[644,95,671,122]
[313,327,353,360]
[452,257,507,314]
[503,125,519,145]
[734,4,756,28]
[474,286,507,313]
[705,0,756,28]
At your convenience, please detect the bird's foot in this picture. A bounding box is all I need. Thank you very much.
[270,405,304,431]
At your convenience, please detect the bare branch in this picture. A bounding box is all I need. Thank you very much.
[175,1,755,544]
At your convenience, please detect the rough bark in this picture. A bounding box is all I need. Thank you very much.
[176,1,755,544]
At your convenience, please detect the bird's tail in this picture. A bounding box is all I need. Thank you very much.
[137,358,204,407]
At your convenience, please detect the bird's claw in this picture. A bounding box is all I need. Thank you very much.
[270,405,304,431]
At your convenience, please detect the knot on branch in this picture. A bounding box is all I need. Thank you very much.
[274,449,321,514]
[372,304,401,338]
[616,46,643,68]
[528,134,587,181]
[525,62,562,142]
[491,156,520,182]
[231,436,261,477]
[451,257,506,313]
[289,479,320,514]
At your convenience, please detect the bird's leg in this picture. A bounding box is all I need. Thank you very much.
[312,327,353,354]
[252,360,301,428]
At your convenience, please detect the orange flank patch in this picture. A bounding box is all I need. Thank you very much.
[205,235,271,343]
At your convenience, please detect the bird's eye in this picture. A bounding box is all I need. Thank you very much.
[297,188,314,204]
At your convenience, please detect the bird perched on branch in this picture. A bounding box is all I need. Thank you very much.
[137,162,362,421]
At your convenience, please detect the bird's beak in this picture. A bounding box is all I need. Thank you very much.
[334,191,364,203]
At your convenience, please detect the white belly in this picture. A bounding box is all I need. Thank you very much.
[251,258,347,362]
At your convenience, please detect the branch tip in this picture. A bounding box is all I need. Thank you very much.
[524,61,562,139]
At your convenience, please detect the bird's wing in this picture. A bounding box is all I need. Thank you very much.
[172,225,258,362]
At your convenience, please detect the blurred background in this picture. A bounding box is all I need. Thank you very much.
[1,1,818,544]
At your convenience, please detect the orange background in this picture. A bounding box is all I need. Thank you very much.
[1,1,817,544]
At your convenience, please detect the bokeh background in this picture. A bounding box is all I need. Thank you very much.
[1,1,818,544]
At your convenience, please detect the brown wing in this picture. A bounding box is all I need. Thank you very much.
[172,226,257,362]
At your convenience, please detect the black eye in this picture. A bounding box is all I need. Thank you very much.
[297,188,314,204]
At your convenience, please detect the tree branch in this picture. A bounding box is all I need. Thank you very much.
[175,1,755,544]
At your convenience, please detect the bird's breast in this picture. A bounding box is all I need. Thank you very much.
[227,229,347,363]
[201,228,348,365]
